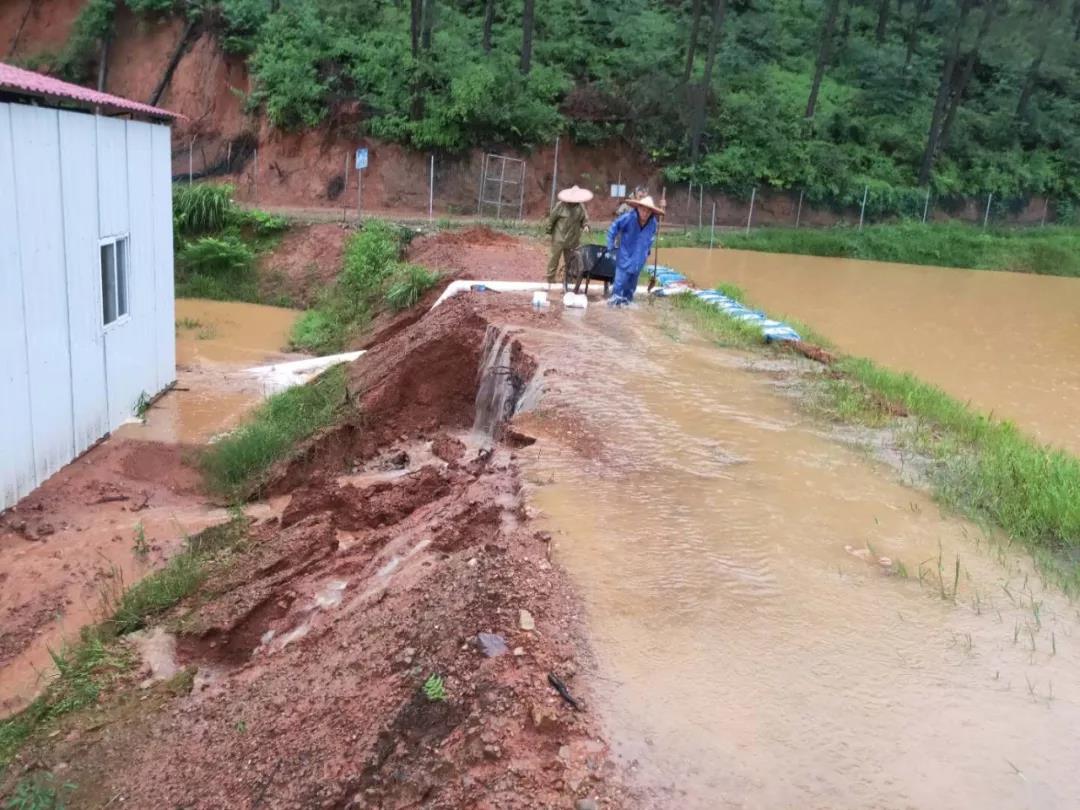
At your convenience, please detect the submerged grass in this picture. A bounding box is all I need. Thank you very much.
[668,222,1080,277]
[673,286,1080,590]
[200,364,348,498]
[0,514,249,774]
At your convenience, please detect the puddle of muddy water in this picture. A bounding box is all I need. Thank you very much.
[518,304,1080,809]
[118,299,305,445]
[668,247,1080,456]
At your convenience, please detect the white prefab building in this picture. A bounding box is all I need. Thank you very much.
[0,63,179,510]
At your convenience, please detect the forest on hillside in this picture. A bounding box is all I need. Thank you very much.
[31,0,1080,212]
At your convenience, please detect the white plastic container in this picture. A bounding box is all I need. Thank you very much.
[563,292,588,309]
[532,291,549,308]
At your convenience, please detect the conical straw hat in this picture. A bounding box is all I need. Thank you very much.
[557,185,594,203]
[626,195,665,215]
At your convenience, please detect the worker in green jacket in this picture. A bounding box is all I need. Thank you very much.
[545,185,593,285]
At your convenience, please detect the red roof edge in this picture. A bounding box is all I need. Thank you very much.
[0,62,182,121]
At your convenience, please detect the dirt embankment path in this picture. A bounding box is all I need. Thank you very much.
[5,296,637,809]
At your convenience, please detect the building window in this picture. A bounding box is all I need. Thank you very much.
[100,236,129,327]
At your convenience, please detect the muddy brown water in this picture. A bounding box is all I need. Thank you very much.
[667,247,1080,456]
[518,305,1080,809]
[118,298,302,444]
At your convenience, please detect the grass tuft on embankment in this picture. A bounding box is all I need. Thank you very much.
[666,223,1080,277]
[290,221,437,354]
[674,288,1080,588]
[0,514,248,772]
[200,365,347,498]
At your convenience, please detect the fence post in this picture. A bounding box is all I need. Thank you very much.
[710,202,716,249]
[549,136,560,210]
[922,187,930,224]
[795,189,804,228]
[428,154,435,221]
[1041,197,1049,227]
[253,147,258,203]
[477,153,488,217]
[686,182,693,225]
[858,185,868,230]
[188,135,196,184]
[342,152,350,223]
[983,192,993,228]
[226,142,232,172]
[745,187,757,235]
[698,185,704,230]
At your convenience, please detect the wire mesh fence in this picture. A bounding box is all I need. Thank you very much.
[171,135,1066,232]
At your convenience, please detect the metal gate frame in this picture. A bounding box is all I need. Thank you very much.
[477,153,526,220]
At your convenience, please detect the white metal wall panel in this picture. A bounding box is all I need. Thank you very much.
[58,111,109,455]
[102,119,158,428]
[96,116,129,241]
[151,124,177,392]
[0,105,36,507]
[10,104,76,485]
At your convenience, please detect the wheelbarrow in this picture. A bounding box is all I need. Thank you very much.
[568,244,616,296]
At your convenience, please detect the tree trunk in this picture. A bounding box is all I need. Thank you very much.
[918,0,973,184]
[482,0,494,53]
[520,0,534,73]
[805,0,841,119]
[683,0,704,85]
[148,19,195,106]
[875,0,890,42]
[410,0,421,57]
[689,0,727,162]
[934,0,996,158]
[96,36,110,92]
[7,0,33,59]
[1015,30,1049,121]
[421,0,434,50]
[904,0,930,67]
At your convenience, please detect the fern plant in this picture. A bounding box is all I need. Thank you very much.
[178,236,255,278]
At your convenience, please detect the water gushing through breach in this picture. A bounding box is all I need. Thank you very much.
[473,324,517,440]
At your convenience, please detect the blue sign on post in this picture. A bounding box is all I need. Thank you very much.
[355,148,369,170]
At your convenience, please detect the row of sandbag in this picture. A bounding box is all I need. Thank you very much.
[648,265,802,343]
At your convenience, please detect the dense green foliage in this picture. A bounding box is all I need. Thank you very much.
[290,221,421,353]
[97,0,1078,208]
[682,223,1080,276]
[172,183,288,301]
[200,365,347,496]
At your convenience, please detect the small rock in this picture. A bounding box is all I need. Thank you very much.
[519,609,536,631]
[513,646,525,657]
[468,557,478,567]
[399,646,417,665]
[477,633,508,658]
[576,800,599,810]
[483,744,502,760]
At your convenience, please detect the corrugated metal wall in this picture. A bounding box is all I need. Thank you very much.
[0,103,176,510]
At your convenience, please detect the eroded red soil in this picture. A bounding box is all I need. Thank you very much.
[3,296,638,809]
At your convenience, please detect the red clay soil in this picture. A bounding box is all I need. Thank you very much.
[2,296,639,809]
[406,227,548,283]
[258,222,351,307]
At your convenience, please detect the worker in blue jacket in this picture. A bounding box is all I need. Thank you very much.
[605,194,665,306]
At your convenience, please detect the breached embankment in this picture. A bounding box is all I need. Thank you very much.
[2,295,637,809]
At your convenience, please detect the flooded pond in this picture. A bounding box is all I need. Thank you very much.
[117,299,302,444]
[667,247,1080,456]
[519,306,1080,809]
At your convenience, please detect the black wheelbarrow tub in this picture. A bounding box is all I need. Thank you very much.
[577,244,615,281]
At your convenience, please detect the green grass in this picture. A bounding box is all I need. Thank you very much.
[422,674,447,702]
[174,183,234,236]
[289,221,423,354]
[385,265,441,311]
[200,365,347,497]
[670,286,1080,590]
[2,771,74,809]
[668,222,1080,277]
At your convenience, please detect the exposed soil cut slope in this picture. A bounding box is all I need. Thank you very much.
[4,296,636,809]
[407,227,548,282]
[258,222,351,307]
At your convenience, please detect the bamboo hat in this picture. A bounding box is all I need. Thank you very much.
[626,195,665,216]
[557,185,594,203]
